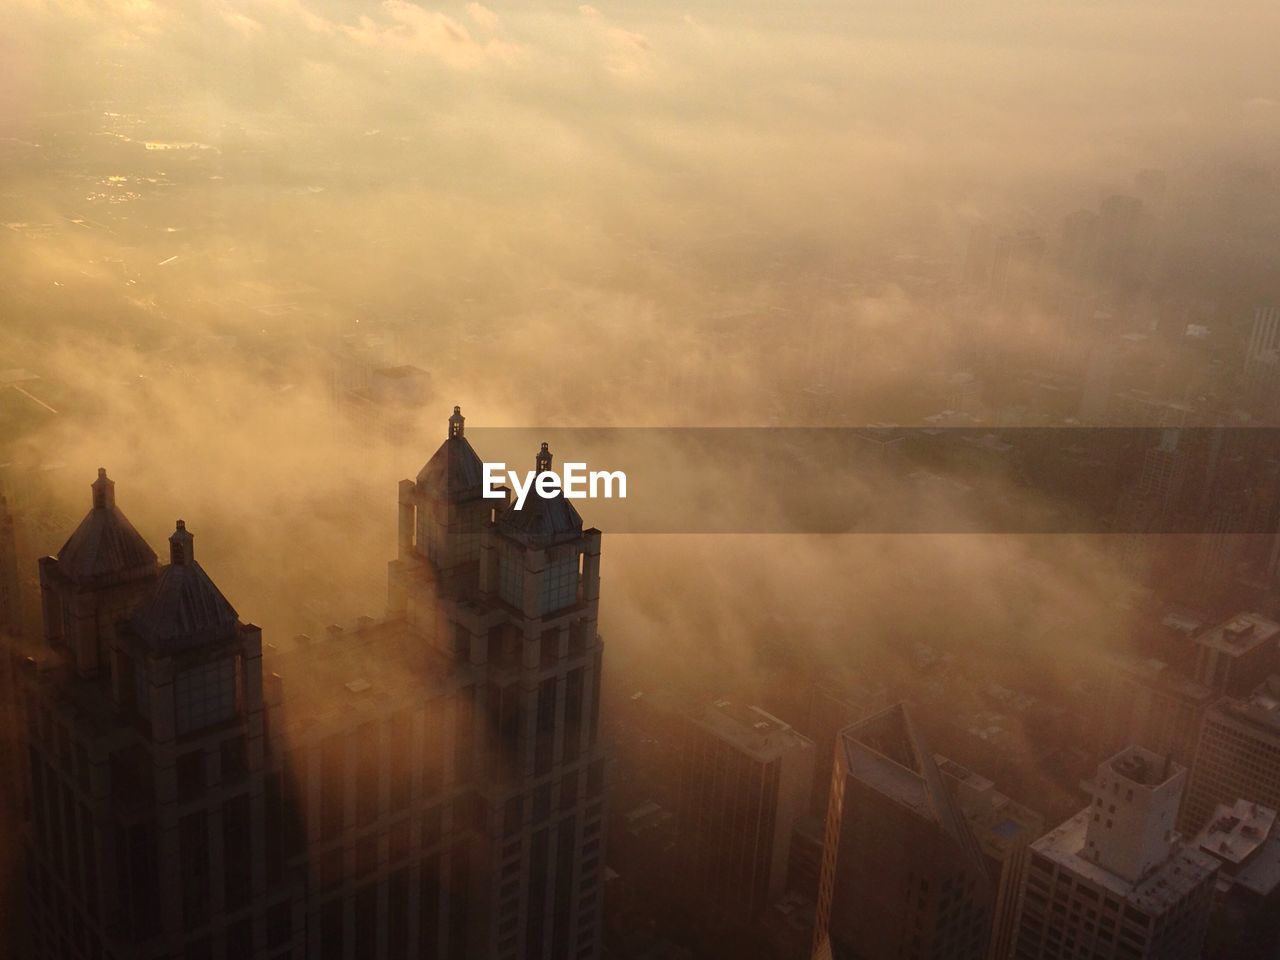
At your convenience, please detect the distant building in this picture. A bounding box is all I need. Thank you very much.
[811,703,992,960]
[674,699,814,919]
[1191,613,1280,698]
[1243,306,1280,415]
[1097,654,1214,766]
[1013,746,1217,960]
[344,363,433,449]
[1193,799,1280,960]
[1184,677,1280,833]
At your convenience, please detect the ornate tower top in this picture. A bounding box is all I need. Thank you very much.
[169,519,194,565]
[449,405,465,439]
[91,467,115,510]
[56,468,157,586]
[536,442,552,474]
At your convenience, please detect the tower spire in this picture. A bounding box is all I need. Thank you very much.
[449,405,465,439]
[536,442,552,474]
[169,519,194,565]
[91,467,115,510]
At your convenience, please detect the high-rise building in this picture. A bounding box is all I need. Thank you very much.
[673,699,814,919]
[1193,799,1280,960]
[1183,677,1280,834]
[285,409,608,960]
[1097,654,1214,767]
[1243,306,1280,415]
[10,407,611,960]
[936,756,1042,960]
[19,470,298,959]
[811,703,992,960]
[1013,746,1218,960]
[1190,613,1280,699]
[804,679,887,820]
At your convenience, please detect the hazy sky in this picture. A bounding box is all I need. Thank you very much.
[3,0,1279,735]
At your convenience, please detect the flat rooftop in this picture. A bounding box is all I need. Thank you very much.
[694,699,813,763]
[1034,810,1218,914]
[1195,799,1280,898]
[1212,676,1280,734]
[1108,745,1180,789]
[266,616,455,737]
[1196,613,1280,657]
[1196,799,1275,866]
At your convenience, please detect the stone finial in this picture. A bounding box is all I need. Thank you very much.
[91,468,115,510]
[169,519,194,565]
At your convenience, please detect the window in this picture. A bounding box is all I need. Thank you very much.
[498,543,524,609]
[174,660,237,735]
[539,552,578,616]
[134,662,149,719]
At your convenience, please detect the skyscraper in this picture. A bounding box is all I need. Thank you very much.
[935,756,1042,960]
[1193,799,1280,960]
[673,699,814,919]
[1013,746,1217,960]
[1243,306,1280,415]
[11,408,610,960]
[1183,677,1280,834]
[1190,613,1280,699]
[811,703,992,960]
[19,470,297,959]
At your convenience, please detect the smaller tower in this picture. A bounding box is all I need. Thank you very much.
[389,407,504,629]
[1083,746,1183,882]
[38,468,158,677]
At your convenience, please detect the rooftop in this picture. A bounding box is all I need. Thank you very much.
[56,469,157,587]
[693,699,813,763]
[1195,800,1276,868]
[1108,745,1179,789]
[415,407,486,502]
[1196,613,1280,657]
[1034,810,1218,913]
[495,443,584,547]
[266,616,454,737]
[936,754,1043,851]
[1212,676,1280,734]
[841,703,986,876]
[129,521,238,651]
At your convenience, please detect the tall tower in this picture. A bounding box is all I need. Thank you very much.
[19,475,302,959]
[674,700,814,920]
[811,703,992,960]
[39,468,158,678]
[387,410,609,959]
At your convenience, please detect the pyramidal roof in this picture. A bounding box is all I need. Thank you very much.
[56,469,158,586]
[130,520,238,651]
[496,442,583,547]
[416,406,485,500]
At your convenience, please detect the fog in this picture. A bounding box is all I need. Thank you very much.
[3,0,1280,833]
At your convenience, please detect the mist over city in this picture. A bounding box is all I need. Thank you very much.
[3,2,1280,959]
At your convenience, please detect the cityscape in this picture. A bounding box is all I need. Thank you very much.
[4,1,1280,959]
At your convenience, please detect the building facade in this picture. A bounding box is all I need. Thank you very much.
[811,703,992,960]
[11,407,609,960]
[1183,678,1280,834]
[1013,746,1217,960]
[673,699,814,919]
